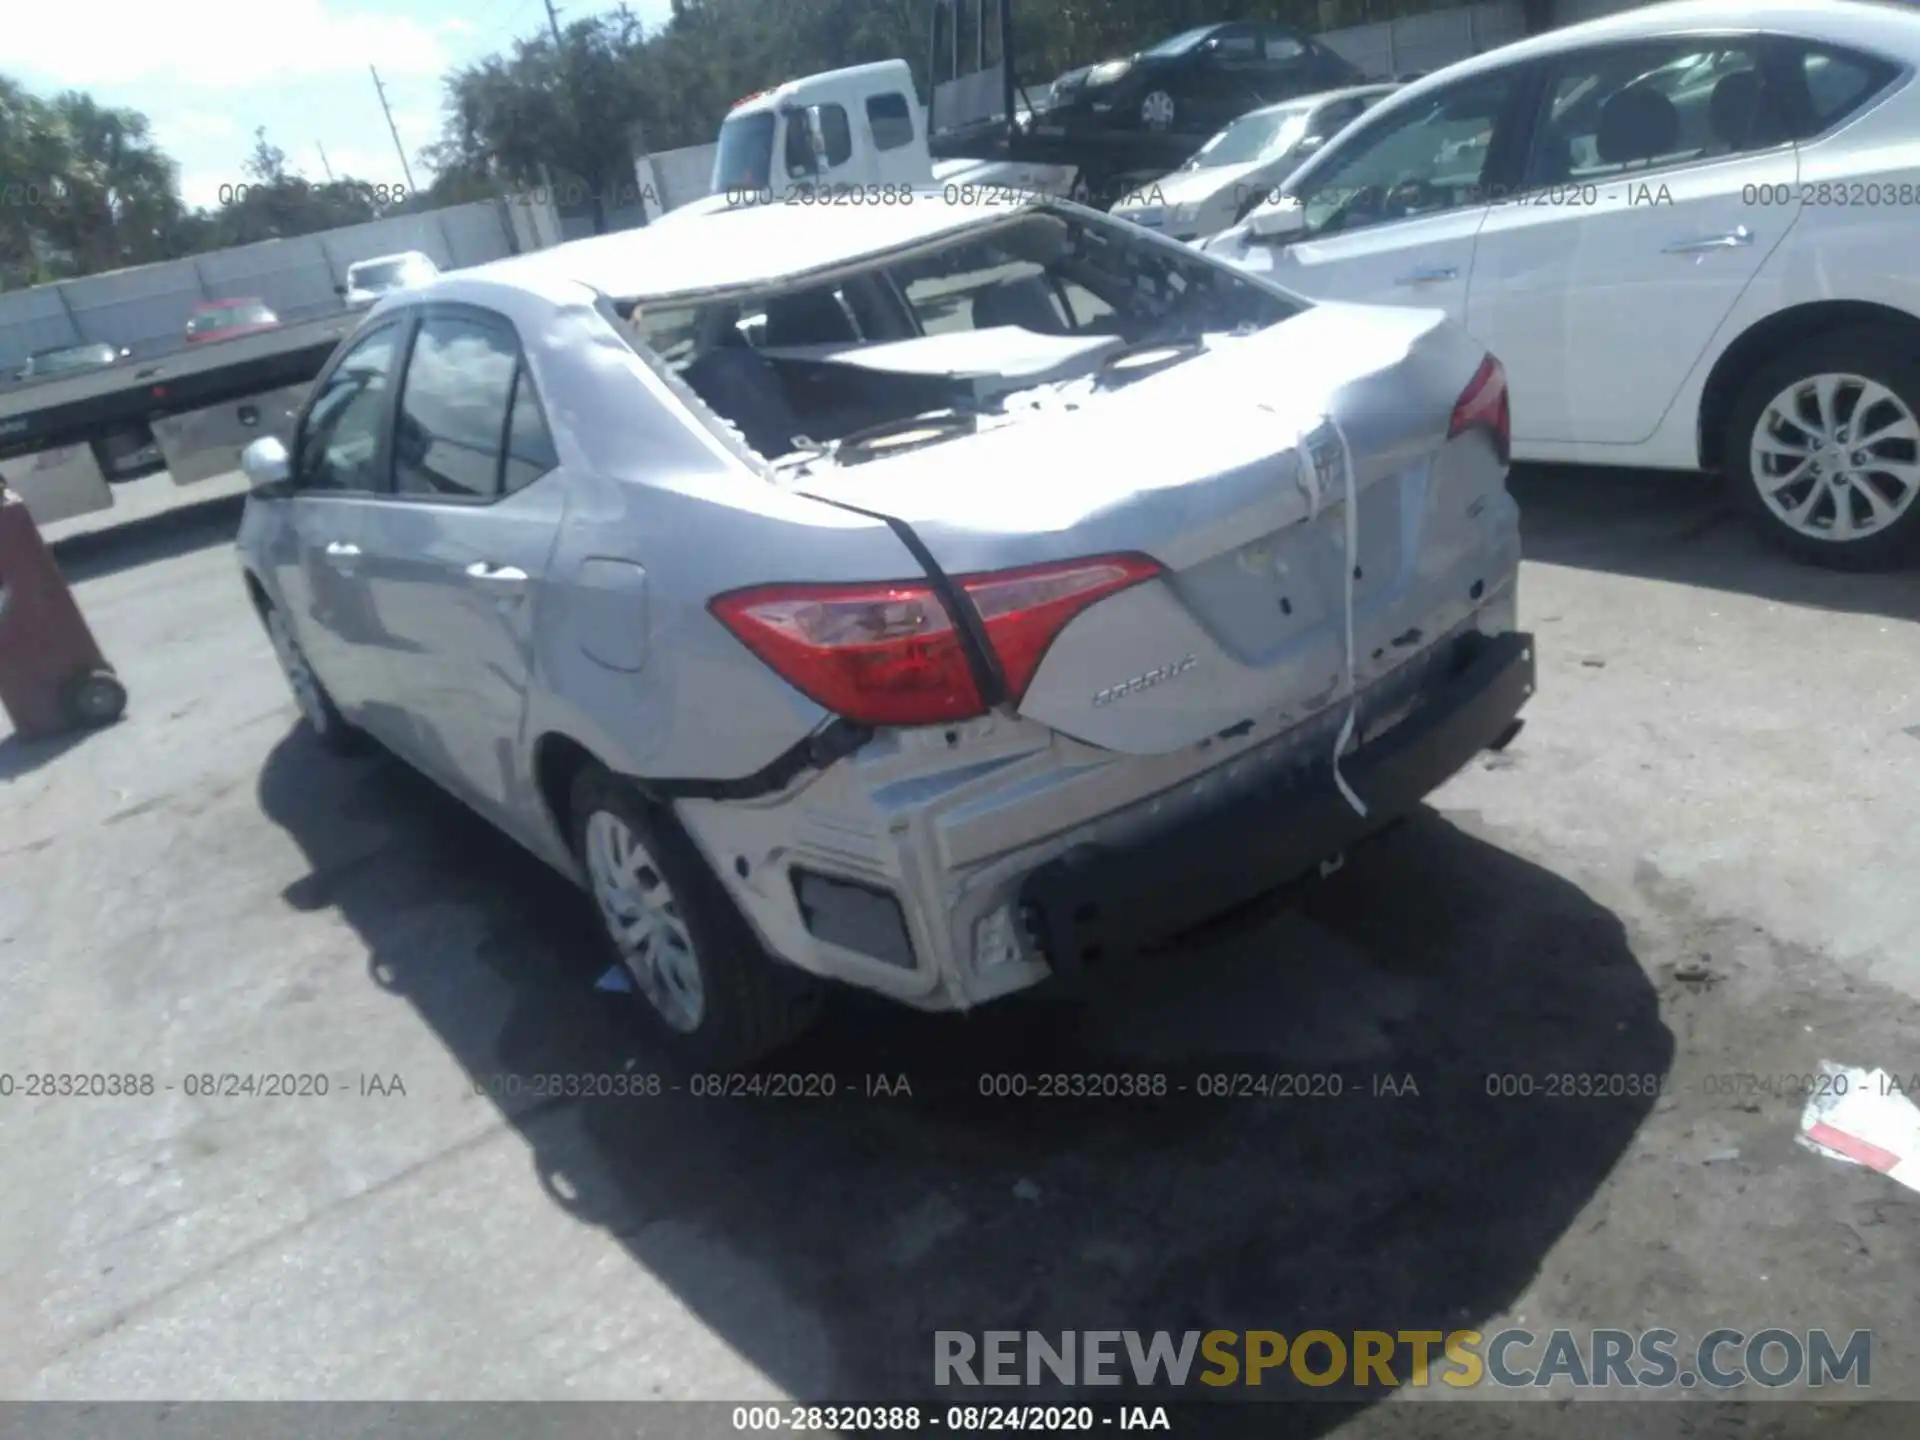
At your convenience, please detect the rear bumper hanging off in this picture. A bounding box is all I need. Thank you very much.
[1017,629,1536,972]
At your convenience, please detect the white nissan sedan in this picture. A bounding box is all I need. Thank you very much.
[1204,0,1920,569]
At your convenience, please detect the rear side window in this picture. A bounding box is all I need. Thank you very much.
[1782,44,1899,136]
[867,92,915,151]
[818,103,853,166]
[1522,41,1781,188]
[393,313,519,500]
[503,369,560,494]
[1216,29,1260,60]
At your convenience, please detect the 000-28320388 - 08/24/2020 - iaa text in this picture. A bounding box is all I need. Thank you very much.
[729,1404,1174,1432]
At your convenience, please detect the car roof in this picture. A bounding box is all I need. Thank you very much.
[1384,0,1920,105]
[194,297,266,310]
[445,192,1051,307]
[349,251,430,269]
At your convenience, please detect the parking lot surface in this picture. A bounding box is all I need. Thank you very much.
[2,465,1917,1435]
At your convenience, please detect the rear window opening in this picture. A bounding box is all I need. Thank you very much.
[617,207,1301,468]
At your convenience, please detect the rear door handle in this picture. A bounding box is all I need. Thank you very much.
[1394,266,1459,285]
[1663,226,1753,254]
[465,561,528,584]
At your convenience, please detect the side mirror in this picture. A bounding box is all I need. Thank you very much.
[242,435,291,494]
[1295,133,1326,155]
[1249,195,1307,240]
[333,283,347,297]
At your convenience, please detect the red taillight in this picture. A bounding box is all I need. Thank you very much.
[709,554,1161,727]
[1449,353,1510,465]
[957,555,1161,703]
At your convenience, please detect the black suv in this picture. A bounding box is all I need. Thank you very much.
[1035,22,1362,138]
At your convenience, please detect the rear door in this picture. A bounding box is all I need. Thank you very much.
[352,305,565,822]
[1244,65,1534,323]
[1248,26,1323,103]
[1465,36,1802,446]
[1179,26,1267,133]
[273,321,406,718]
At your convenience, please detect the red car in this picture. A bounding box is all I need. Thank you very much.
[185,298,280,344]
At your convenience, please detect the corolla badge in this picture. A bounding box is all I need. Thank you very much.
[1091,655,1199,707]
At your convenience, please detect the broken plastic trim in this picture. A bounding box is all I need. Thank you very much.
[645,717,873,801]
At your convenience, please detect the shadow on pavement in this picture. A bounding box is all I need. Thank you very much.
[0,723,99,781]
[257,730,1669,1433]
[1510,464,1919,622]
[47,493,245,585]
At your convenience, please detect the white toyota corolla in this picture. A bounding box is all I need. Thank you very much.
[1204,0,1920,569]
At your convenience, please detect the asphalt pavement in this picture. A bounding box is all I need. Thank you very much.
[0,464,1916,1437]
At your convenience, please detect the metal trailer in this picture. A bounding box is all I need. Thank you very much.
[0,313,356,526]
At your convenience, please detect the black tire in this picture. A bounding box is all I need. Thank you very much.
[259,600,368,755]
[569,763,821,1071]
[1724,326,1920,571]
[61,667,126,728]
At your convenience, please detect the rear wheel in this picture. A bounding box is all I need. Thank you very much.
[1725,327,1920,571]
[262,602,365,753]
[570,764,821,1070]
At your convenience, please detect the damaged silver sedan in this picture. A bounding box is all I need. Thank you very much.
[236,193,1533,1068]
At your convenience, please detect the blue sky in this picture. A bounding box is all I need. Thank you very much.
[11,0,674,208]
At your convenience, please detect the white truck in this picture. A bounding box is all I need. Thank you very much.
[659,59,1075,221]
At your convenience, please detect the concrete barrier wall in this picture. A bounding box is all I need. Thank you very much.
[1316,2,1526,77]
[0,199,523,372]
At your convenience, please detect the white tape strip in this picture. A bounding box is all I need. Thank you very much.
[1296,418,1368,820]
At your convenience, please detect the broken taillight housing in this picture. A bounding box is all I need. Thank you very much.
[709,554,1161,727]
[1449,353,1511,465]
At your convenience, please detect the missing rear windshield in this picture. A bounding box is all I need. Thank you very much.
[621,206,1301,466]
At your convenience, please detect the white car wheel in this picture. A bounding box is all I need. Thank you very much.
[1751,372,1920,544]
[585,809,706,1033]
[1141,91,1177,130]
[1727,328,1920,571]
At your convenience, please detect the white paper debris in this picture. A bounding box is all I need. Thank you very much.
[1798,1060,1920,1193]
[594,963,636,994]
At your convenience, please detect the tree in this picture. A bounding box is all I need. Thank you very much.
[244,126,289,185]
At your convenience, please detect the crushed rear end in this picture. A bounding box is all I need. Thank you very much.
[666,260,1530,1008]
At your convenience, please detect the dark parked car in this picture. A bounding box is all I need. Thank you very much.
[1034,22,1363,138]
[14,341,130,383]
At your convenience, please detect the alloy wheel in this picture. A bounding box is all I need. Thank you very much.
[1140,90,1177,130]
[584,810,706,1033]
[266,608,330,735]
[1749,372,1920,544]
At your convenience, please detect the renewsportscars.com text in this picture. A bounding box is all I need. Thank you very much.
[935,1328,1871,1390]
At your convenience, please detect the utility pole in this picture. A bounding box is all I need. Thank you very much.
[316,142,336,183]
[368,65,419,193]
[543,0,564,44]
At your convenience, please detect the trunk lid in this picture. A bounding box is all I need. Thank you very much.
[792,301,1492,754]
